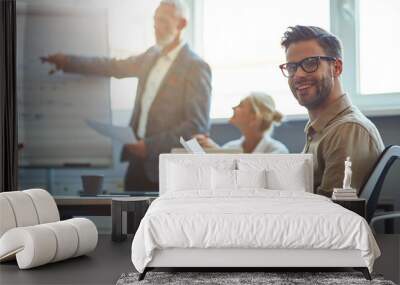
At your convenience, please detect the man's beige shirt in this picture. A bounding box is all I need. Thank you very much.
[303,94,384,196]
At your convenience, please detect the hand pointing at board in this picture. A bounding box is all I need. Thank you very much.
[40,53,69,75]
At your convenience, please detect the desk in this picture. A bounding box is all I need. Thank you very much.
[55,196,112,219]
[55,194,158,218]
[55,195,156,240]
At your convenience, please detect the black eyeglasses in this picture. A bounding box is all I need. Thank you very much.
[279,56,336,78]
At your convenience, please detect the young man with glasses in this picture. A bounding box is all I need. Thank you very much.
[279,25,384,197]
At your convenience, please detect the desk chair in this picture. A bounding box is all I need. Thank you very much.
[359,145,400,232]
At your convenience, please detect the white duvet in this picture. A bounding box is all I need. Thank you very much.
[131,190,380,273]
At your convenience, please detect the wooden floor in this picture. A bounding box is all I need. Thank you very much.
[1,234,398,285]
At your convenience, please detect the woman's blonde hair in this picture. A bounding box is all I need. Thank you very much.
[245,92,283,133]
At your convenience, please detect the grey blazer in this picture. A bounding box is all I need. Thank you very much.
[64,44,212,182]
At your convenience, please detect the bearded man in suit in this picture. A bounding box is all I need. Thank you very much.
[42,0,212,191]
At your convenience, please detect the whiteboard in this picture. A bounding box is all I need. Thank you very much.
[17,3,113,167]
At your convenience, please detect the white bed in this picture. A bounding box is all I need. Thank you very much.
[131,154,380,280]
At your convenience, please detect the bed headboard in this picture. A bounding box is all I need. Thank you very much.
[159,154,314,195]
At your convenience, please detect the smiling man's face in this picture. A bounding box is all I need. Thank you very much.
[286,40,335,110]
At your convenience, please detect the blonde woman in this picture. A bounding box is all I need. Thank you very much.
[194,92,289,153]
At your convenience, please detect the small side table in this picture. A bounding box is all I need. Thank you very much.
[332,198,366,218]
[111,197,154,242]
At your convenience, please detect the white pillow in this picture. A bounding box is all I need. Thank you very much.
[167,162,211,191]
[237,158,308,191]
[211,168,236,191]
[266,166,306,191]
[211,169,268,191]
[236,169,267,189]
[166,158,237,193]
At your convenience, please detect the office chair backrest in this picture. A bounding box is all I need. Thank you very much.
[359,145,400,222]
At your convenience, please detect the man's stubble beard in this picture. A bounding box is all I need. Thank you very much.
[156,33,176,49]
[292,74,333,110]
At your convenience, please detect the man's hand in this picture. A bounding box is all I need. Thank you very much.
[125,140,147,159]
[193,134,219,148]
[40,53,69,74]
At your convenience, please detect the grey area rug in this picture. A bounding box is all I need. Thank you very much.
[116,271,396,285]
